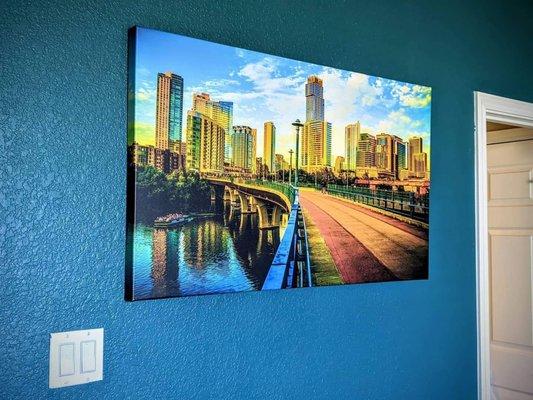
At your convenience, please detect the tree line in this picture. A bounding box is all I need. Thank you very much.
[132,166,212,221]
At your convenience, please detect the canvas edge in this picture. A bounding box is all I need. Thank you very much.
[124,26,138,301]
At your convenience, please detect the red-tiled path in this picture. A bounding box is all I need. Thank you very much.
[299,189,428,283]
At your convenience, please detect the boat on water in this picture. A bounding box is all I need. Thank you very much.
[153,213,194,228]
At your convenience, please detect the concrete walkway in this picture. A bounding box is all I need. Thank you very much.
[299,189,428,283]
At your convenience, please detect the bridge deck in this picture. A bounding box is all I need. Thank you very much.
[299,189,428,283]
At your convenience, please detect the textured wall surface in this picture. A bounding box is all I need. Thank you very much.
[2,0,533,399]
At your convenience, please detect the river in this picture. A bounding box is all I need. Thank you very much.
[130,204,285,299]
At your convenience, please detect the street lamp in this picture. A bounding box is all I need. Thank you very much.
[292,119,303,187]
[288,149,293,186]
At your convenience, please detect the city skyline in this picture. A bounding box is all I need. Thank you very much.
[131,28,431,164]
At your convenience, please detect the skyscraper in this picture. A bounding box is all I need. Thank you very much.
[345,122,360,172]
[155,72,183,151]
[232,126,255,172]
[356,133,376,168]
[376,133,395,176]
[185,111,225,173]
[302,121,332,171]
[263,122,276,173]
[396,139,407,171]
[302,76,332,172]
[413,153,427,178]
[251,128,257,173]
[375,134,407,178]
[192,93,233,163]
[334,156,345,175]
[274,154,285,172]
[306,76,324,121]
[409,136,423,173]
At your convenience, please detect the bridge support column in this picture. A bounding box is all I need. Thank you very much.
[230,189,240,208]
[271,205,282,227]
[237,192,253,213]
[223,186,232,202]
[255,199,280,230]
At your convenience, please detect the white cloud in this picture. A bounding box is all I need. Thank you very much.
[389,82,431,108]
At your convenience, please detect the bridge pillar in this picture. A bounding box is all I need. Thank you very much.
[237,191,253,213]
[271,205,282,227]
[223,186,232,202]
[255,199,280,229]
[230,189,240,207]
[239,213,250,231]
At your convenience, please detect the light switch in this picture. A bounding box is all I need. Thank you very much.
[80,340,96,373]
[59,343,75,376]
[49,328,103,388]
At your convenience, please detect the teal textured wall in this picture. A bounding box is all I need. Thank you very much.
[2,0,533,399]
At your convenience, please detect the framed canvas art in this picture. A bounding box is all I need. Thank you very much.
[126,26,431,300]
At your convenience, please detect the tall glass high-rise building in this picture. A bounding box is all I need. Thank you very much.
[409,136,423,173]
[232,126,255,172]
[263,122,276,173]
[305,76,324,121]
[302,76,332,171]
[155,72,183,151]
[192,93,233,163]
[185,111,225,173]
[356,133,377,168]
[218,101,234,163]
[396,140,407,170]
[345,122,360,171]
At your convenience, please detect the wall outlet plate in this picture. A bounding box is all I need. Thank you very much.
[49,328,103,388]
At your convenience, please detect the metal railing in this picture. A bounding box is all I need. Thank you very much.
[261,189,312,290]
[327,184,429,223]
[245,179,296,205]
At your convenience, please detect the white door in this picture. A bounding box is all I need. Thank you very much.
[487,137,533,399]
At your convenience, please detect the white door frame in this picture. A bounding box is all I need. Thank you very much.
[475,92,533,399]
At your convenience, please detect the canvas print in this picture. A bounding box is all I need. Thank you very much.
[126,27,431,300]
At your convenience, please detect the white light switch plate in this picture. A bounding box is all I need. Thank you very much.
[49,328,103,388]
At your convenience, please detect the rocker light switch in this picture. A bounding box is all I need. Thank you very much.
[49,328,103,388]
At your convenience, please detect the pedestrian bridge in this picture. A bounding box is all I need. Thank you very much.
[206,177,312,290]
[207,178,294,229]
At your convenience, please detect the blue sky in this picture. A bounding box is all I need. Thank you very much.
[133,27,431,163]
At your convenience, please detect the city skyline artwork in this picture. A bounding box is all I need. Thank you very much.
[126,26,431,300]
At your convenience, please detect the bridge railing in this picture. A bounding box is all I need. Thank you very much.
[261,189,312,290]
[245,179,296,205]
[327,184,429,223]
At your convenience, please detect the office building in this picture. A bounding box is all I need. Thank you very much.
[155,72,183,151]
[186,111,225,173]
[192,93,233,163]
[334,156,345,175]
[263,122,275,173]
[232,126,255,172]
[306,75,324,121]
[345,122,360,171]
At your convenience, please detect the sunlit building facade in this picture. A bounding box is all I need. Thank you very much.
[356,133,376,168]
[334,156,345,175]
[302,76,332,172]
[186,111,225,173]
[192,93,233,163]
[408,136,423,173]
[302,120,332,172]
[155,72,183,152]
[251,128,257,174]
[232,126,255,172]
[413,152,427,178]
[345,122,360,171]
[263,122,276,173]
[306,76,324,121]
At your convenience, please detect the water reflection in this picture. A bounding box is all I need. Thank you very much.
[132,204,285,299]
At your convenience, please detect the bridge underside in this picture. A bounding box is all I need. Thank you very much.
[211,182,288,229]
